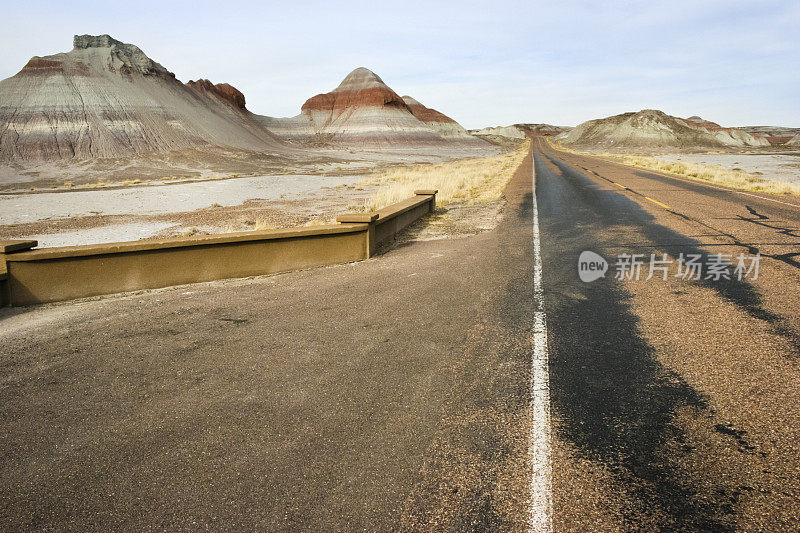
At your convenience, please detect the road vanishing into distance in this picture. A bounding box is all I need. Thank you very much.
[1,138,799,530]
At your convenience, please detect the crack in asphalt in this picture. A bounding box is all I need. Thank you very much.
[564,158,800,271]
[542,151,800,353]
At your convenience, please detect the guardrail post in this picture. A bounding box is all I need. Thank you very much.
[414,189,438,213]
[0,240,38,306]
[336,213,379,257]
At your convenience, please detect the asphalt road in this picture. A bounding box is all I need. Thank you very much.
[534,138,800,530]
[1,139,798,530]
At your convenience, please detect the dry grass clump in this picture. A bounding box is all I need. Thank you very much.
[550,140,800,196]
[221,217,336,234]
[220,218,277,233]
[303,217,336,227]
[361,140,530,211]
[183,227,203,236]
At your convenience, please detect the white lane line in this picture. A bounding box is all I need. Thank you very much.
[529,153,553,533]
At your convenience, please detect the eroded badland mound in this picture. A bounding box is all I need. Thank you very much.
[471,124,569,140]
[258,67,486,147]
[0,34,287,163]
[559,109,770,151]
[739,126,800,146]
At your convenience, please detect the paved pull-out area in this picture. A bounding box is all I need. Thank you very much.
[1,140,799,530]
[0,153,539,530]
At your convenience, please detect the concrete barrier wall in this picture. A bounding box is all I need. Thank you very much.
[0,191,436,306]
[373,190,437,252]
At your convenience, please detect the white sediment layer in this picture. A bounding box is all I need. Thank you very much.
[18,222,179,248]
[0,174,361,224]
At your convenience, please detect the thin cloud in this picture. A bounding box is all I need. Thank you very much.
[0,0,796,127]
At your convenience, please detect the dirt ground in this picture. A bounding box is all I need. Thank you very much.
[0,143,511,247]
[0,144,503,191]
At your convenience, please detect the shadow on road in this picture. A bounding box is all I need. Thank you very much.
[534,150,741,530]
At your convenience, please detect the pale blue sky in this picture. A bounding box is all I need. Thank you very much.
[1,0,797,128]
